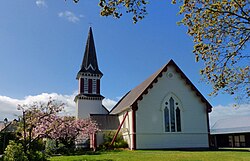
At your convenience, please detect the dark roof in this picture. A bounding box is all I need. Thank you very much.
[0,121,18,133]
[90,114,119,130]
[211,116,250,134]
[77,27,102,78]
[110,59,212,114]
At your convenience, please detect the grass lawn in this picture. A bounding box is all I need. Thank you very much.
[49,149,250,161]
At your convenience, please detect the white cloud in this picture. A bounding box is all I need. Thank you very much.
[5,93,248,128]
[36,0,47,8]
[0,92,118,121]
[103,98,117,111]
[58,11,83,23]
[0,93,76,121]
[209,103,250,126]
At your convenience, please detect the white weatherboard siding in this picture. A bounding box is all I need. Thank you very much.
[136,66,209,149]
[136,133,208,149]
[77,99,108,119]
[118,110,133,149]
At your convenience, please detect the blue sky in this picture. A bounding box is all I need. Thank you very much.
[0,0,248,123]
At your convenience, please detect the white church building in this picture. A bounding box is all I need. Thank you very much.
[75,27,213,150]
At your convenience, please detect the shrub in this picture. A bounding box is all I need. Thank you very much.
[45,139,57,155]
[29,139,46,152]
[27,150,47,161]
[45,139,74,155]
[99,130,128,150]
[3,140,28,161]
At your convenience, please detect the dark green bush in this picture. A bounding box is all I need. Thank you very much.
[27,150,47,161]
[45,139,57,155]
[3,140,28,161]
[29,139,46,152]
[3,140,47,161]
[0,132,18,154]
[45,139,75,155]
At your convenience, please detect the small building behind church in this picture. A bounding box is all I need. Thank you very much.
[210,116,250,148]
[75,27,212,150]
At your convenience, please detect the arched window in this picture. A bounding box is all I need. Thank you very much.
[164,96,181,132]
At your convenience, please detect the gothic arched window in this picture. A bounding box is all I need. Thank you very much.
[164,96,181,132]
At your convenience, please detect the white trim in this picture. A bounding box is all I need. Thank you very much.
[86,64,95,70]
[161,92,183,111]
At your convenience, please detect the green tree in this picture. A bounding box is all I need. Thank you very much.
[175,0,249,103]
[71,0,147,23]
[72,0,249,102]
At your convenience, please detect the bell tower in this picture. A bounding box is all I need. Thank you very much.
[75,27,108,119]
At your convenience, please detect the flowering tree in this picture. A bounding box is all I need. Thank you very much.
[33,115,98,148]
[17,99,99,149]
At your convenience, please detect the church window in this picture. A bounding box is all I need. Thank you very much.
[92,79,97,94]
[96,79,100,94]
[88,79,92,93]
[164,96,181,132]
[169,97,175,132]
[164,107,170,132]
[84,78,88,93]
[80,78,84,93]
[176,107,181,132]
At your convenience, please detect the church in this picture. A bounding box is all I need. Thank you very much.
[75,27,213,150]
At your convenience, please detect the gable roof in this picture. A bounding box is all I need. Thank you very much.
[0,121,17,133]
[77,27,102,79]
[110,59,212,114]
[211,116,250,134]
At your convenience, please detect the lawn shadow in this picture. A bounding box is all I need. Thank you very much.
[138,147,250,152]
[178,148,250,152]
[72,159,113,161]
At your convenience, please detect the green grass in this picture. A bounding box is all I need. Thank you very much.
[49,149,250,161]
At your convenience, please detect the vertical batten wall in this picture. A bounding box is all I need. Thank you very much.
[118,110,134,149]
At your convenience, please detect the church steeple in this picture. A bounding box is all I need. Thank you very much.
[76,27,103,96]
[75,27,107,119]
[77,27,102,79]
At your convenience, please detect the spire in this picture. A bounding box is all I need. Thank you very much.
[77,27,102,79]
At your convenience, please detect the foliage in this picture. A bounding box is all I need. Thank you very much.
[173,0,250,103]
[0,132,18,154]
[29,139,46,153]
[70,0,148,23]
[3,140,28,161]
[49,149,250,161]
[27,150,47,161]
[45,139,95,156]
[45,139,57,155]
[3,140,47,161]
[99,131,128,150]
